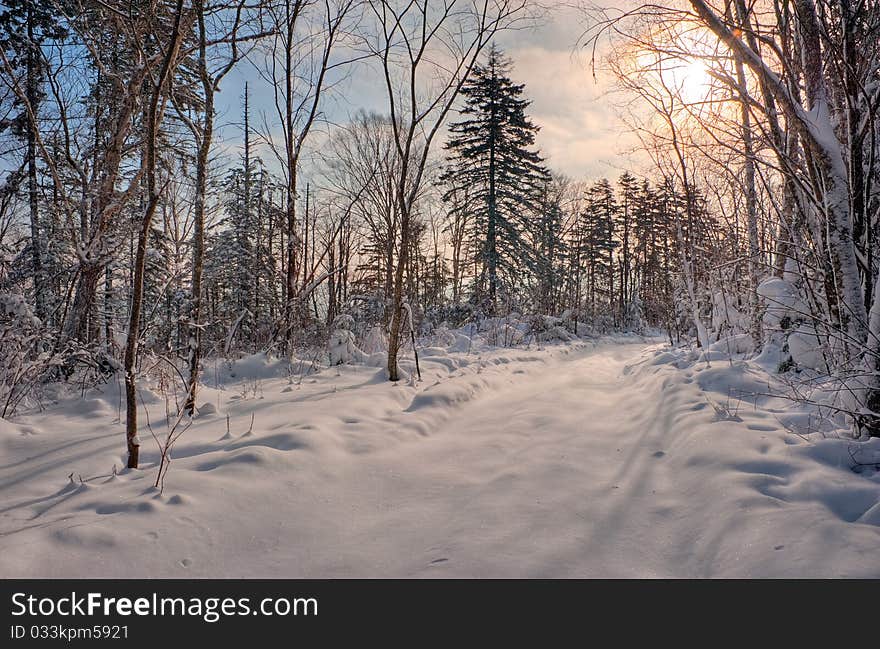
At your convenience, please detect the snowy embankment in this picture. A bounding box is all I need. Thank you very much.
[1,337,879,578]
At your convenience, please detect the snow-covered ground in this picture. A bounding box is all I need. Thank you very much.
[2,338,879,578]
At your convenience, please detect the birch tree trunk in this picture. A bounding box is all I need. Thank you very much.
[733,43,762,351]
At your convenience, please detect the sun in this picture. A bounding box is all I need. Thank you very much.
[633,49,714,105]
[677,59,712,103]
[660,58,712,104]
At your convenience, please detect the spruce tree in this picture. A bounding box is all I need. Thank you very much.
[617,172,638,321]
[530,177,568,313]
[581,179,619,316]
[441,44,548,313]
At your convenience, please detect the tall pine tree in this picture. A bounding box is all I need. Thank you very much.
[441,44,548,313]
[580,179,618,317]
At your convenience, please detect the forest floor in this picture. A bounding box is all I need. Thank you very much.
[1,337,879,578]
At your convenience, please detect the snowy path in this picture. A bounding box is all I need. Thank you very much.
[2,341,879,577]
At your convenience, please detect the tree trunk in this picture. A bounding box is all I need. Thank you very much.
[285,172,298,346]
[123,1,186,468]
[387,210,410,382]
[864,261,880,436]
[184,45,213,415]
[733,41,762,351]
[25,6,46,322]
[66,263,102,342]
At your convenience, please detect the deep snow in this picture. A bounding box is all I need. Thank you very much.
[1,339,879,578]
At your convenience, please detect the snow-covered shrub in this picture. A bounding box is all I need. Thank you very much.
[424,325,458,348]
[481,315,526,347]
[424,302,475,330]
[787,325,828,372]
[707,333,755,357]
[591,313,616,336]
[361,325,387,355]
[710,289,748,338]
[0,293,48,416]
[525,314,578,342]
[344,293,393,352]
[0,292,39,326]
[0,293,95,417]
[757,278,808,332]
[558,309,582,336]
[757,277,821,373]
[418,319,435,337]
[328,314,367,365]
[0,293,124,417]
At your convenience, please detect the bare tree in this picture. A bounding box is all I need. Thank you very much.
[322,112,402,316]
[258,0,359,349]
[172,0,268,416]
[123,0,190,469]
[365,0,532,381]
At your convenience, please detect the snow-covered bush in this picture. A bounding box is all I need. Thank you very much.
[757,278,808,332]
[424,325,458,348]
[0,292,39,327]
[328,314,367,365]
[590,313,616,336]
[481,315,526,347]
[787,325,828,372]
[361,325,387,355]
[0,293,48,416]
[424,302,475,330]
[710,289,748,338]
[707,333,755,357]
[343,293,394,352]
[0,293,119,417]
[758,277,816,373]
[1,295,51,415]
[756,277,822,373]
[525,314,578,342]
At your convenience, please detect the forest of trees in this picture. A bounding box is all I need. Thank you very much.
[584,0,880,438]
[1,0,879,468]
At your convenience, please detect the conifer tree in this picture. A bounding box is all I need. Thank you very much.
[530,177,568,313]
[441,44,549,313]
[617,171,638,321]
[581,179,619,316]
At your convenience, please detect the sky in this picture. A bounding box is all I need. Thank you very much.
[488,1,645,179]
[497,8,638,180]
[218,2,642,184]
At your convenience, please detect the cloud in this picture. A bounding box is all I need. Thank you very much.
[497,5,643,179]
[219,2,647,183]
